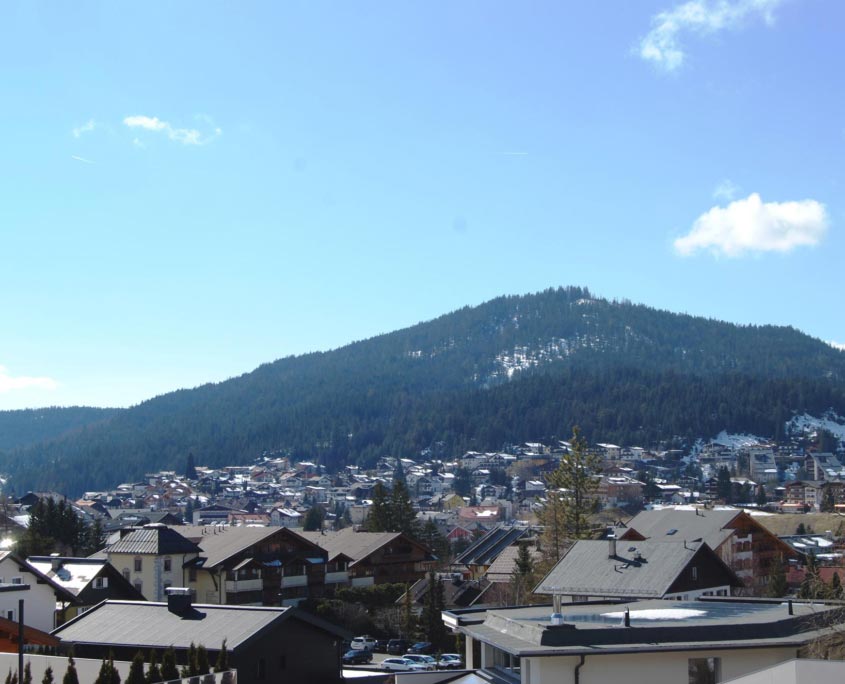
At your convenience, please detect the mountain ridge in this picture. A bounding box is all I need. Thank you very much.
[3,286,844,495]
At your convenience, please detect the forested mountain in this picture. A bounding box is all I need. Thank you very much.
[3,286,845,495]
[0,407,120,452]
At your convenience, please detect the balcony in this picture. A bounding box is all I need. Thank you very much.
[325,571,349,584]
[351,576,374,587]
[280,574,307,588]
[225,578,263,593]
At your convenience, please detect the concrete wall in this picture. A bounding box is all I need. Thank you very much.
[526,647,798,684]
[722,658,845,684]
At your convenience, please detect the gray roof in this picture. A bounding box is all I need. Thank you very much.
[485,545,542,584]
[535,540,730,598]
[53,600,291,650]
[169,525,325,568]
[620,508,741,550]
[106,525,202,556]
[455,525,532,567]
[299,528,409,564]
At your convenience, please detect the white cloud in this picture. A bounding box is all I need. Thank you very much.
[713,179,740,201]
[828,341,845,352]
[639,0,782,72]
[71,155,95,164]
[123,114,221,146]
[72,119,96,138]
[674,193,829,258]
[0,366,59,393]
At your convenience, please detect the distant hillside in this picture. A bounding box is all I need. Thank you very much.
[3,286,845,495]
[0,407,121,452]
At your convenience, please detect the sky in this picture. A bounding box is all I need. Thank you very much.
[1,0,843,410]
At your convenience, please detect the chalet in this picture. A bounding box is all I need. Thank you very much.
[617,507,796,594]
[534,538,740,603]
[0,553,77,632]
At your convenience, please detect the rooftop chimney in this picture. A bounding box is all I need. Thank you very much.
[166,587,192,615]
[608,534,617,558]
[49,553,62,572]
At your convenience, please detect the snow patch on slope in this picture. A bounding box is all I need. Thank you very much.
[711,431,767,449]
[787,411,845,443]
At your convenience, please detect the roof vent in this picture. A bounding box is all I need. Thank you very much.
[166,586,192,616]
[550,613,564,626]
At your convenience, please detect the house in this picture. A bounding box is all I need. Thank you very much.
[269,507,302,527]
[454,524,535,579]
[53,589,348,684]
[171,525,334,606]
[806,452,845,481]
[0,553,78,632]
[442,598,845,684]
[534,538,740,603]
[300,528,434,586]
[25,556,145,622]
[104,524,202,601]
[617,507,796,594]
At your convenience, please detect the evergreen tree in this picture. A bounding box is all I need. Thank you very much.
[213,640,229,673]
[160,648,178,682]
[390,479,418,537]
[537,429,601,572]
[8,670,17,684]
[22,663,31,684]
[716,466,733,503]
[755,485,767,507]
[185,452,198,480]
[41,668,53,684]
[393,458,406,484]
[62,657,78,684]
[366,482,392,532]
[510,543,536,605]
[184,498,194,525]
[144,652,161,684]
[765,555,788,598]
[401,583,416,639]
[821,486,836,513]
[126,652,145,684]
[302,506,324,532]
[832,571,843,599]
[418,571,448,648]
[196,645,210,676]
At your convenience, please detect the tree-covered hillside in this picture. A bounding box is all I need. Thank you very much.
[0,407,120,452]
[3,287,845,495]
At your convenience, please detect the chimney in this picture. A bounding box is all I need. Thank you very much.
[166,587,192,615]
[608,527,617,558]
[49,553,62,572]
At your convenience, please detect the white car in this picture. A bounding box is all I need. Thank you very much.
[350,635,376,651]
[438,653,464,669]
[381,658,413,672]
[403,654,436,671]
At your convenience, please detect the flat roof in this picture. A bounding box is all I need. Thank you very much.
[443,599,845,657]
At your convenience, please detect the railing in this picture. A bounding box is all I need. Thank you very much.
[280,574,307,588]
[325,571,349,584]
[225,579,263,592]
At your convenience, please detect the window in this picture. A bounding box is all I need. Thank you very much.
[163,557,172,572]
[11,577,22,585]
[123,569,130,582]
[691,566,698,581]
[94,577,108,589]
[188,567,197,582]
[6,610,14,621]
[689,657,721,684]
[134,579,143,594]
[134,558,142,572]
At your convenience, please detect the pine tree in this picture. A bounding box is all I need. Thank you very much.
[185,452,198,480]
[126,652,145,684]
[538,427,601,570]
[765,555,788,598]
[401,583,416,639]
[302,506,324,532]
[390,479,418,537]
[196,645,210,676]
[41,667,53,684]
[160,648,179,682]
[213,640,229,674]
[366,482,392,532]
[145,652,161,684]
[62,657,79,684]
[22,663,31,684]
[510,543,536,605]
[716,466,733,503]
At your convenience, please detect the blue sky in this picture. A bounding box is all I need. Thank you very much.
[1,0,843,410]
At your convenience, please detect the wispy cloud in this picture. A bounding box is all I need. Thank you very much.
[123,115,222,146]
[713,179,740,201]
[0,366,59,393]
[639,0,782,72]
[71,155,95,165]
[72,119,97,138]
[674,193,829,258]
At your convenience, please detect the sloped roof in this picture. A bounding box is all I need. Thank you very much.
[485,545,543,584]
[26,557,107,595]
[106,525,201,556]
[298,528,412,564]
[619,508,739,550]
[455,525,531,567]
[53,600,292,650]
[169,525,325,568]
[535,540,736,598]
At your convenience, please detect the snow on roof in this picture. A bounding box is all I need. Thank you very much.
[602,608,707,620]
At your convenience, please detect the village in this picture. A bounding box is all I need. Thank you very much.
[0,432,843,683]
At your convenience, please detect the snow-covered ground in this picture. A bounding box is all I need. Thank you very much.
[786,411,845,444]
[711,431,767,449]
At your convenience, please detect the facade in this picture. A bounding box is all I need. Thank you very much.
[442,599,845,684]
[0,553,77,632]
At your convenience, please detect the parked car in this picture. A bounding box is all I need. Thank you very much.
[342,649,373,665]
[387,639,411,655]
[381,658,413,672]
[407,641,434,655]
[402,654,436,671]
[350,635,377,651]
[374,638,390,652]
[438,653,464,669]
